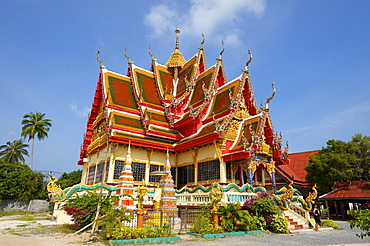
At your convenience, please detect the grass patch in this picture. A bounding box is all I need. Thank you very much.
[0,211,50,221]
[0,211,38,217]
[6,223,75,237]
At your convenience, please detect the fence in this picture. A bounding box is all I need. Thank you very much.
[178,208,202,231]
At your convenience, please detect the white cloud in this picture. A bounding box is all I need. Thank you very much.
[144,0,266,45]
[144,3,177,38]
[70,103,90,118]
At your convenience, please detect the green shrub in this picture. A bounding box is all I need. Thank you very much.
[268,216,290,234]
[243,191,281,227]
[347,207,370,238]
[108,224,171,240]
[218,203,265,232]
[189,207,224,235]
[321,219,341,230]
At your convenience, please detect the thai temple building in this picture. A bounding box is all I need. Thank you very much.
[77,28,290,194]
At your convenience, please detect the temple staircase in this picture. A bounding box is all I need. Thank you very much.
[283,209,310,231]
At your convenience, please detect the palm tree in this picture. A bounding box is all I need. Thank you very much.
[0,139,29,164]
[21,111,52,169]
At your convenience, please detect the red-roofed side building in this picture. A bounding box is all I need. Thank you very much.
[271,150,318,195]
[319,180,370,219]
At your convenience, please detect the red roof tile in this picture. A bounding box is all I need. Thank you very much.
[320,180,370,200]
[276,150,318,187]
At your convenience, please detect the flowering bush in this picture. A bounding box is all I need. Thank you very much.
[63,192,119,230]
[243,191,281,230]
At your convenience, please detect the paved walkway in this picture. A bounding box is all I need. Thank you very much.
[145,221,370,246]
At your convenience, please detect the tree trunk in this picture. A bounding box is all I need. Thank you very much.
[30,138,35,170]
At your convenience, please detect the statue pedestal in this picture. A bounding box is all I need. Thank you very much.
[136,211,146,228]
[212,211,219,227]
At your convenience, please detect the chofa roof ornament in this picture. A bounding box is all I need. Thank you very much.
[96,50,106,69]
[124,47,134,64]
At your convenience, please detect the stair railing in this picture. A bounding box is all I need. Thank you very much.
[288,201,310,222]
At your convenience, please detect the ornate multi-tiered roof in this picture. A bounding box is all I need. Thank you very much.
[78,29,289,192]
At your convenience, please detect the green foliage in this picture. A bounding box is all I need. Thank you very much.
[239,212,265,232]
[0,139,29,164]
[21,111,52,169]
[56,170,82,189]
[305,134,370,193]
[189,206,224,235]
[321,219,341,230]
[21,111,52,142]
[218,202,265,232]
[108,224,171,240]
[0,163,46,201]
[268,216,290,234]
[243,191,281,228]
[63,192,124,230]
[97,207,133,238]
[320,207,330,219]
[347,208,370,238]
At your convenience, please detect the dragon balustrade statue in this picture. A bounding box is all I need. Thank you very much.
[46,176,117,203]
[273,181,317,211]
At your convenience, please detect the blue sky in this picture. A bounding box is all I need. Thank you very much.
[1,0,369,175]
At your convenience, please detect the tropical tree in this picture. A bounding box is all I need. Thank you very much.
[21,111,52,169]
[56,169,82,189]
[0,162,46,200]
[0,139,29,164]
[305,134,370,193]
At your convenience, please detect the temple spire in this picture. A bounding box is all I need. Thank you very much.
[165,27,186,79]
[175,27,180,50]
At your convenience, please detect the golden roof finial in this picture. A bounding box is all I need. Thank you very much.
[175,26,180,50]
[199,33,206,50]
[244,49,253,71]
[264,82,276,112]
[124,47,133,64]
[148,46,155,61]
[96,50,106,69]
[217,41,225,60]
[165,27,186,68]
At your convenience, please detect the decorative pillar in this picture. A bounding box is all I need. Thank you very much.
[272,172,277,194]
[248,168,253,187]
[159,149,178,217]
[219,160,227,184]
[115,142,135,210]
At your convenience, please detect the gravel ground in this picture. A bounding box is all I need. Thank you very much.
[143,221,370,246]
[1,217,369,246]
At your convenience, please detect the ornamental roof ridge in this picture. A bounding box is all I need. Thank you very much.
[131,64,155,75]
[194,64,216,79]
[218,75,242,90]
[102,68,130,79]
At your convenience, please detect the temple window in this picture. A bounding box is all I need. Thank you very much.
[132,162,146,182]
[171,167,177,186]
[149,164,164,183]
[226,161,232,180]
[177,164,195,189]
[104,161,109,181]
[95,162,105,183]
[113,160,125,180]
[87,165,96,184]
[198,159,220,182]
